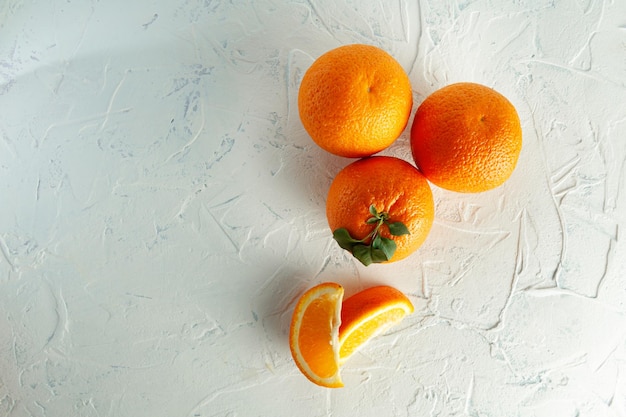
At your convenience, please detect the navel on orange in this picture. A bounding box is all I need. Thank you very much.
[338,286,414,363]
[298,44,413,158]
[289,282,344,388]
[410,82,522,193]
[326,156,434,265]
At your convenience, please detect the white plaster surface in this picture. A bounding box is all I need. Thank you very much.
[1,1,626,416]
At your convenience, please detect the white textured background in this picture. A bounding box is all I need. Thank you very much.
[1,1,626,416]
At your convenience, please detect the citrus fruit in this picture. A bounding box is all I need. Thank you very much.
[326,156,434,265]
[298,44,413,158]
[410,82,522,193]
[289,282,414,387]
[338,285,414,363]
[289,282,344,388]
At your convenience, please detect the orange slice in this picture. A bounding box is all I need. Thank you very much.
[289,282,344,388]
[338,286,414,363]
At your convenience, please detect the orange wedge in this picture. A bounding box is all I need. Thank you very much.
[289,283,414,387]
[338,286,414,363]
[289,282,344,388]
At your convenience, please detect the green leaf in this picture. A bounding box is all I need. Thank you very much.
[332,207,407,266]
[370,247,390,263]
[387,221,410,236]
[332,228,361,251]
[378,237,397,260]
[353,238,396,265]
[353,244,373,266]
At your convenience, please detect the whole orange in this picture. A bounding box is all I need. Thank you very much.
[298,44,413,158]
[410,82,522,193]
[326,156,434,265]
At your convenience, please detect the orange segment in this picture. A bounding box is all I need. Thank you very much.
[338,286,414,362]
[289,282,344,388]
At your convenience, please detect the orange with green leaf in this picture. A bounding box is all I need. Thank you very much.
[326,156,434,265]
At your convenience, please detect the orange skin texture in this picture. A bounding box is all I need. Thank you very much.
[411,82,522,193]
[298,44,413,158]
[326,156,434,262]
